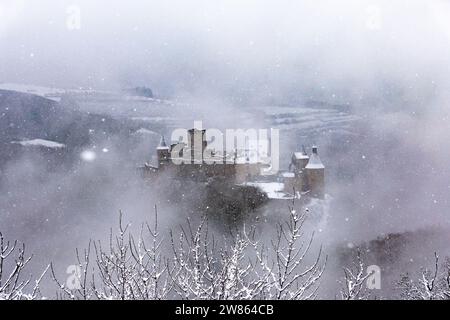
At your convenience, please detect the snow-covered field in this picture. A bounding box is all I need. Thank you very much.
[0,83,361,141]
[0,83,66,101]
[11,139,66,148]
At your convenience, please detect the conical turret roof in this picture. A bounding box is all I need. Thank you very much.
[305,146,324,169]
[157,135,169,150]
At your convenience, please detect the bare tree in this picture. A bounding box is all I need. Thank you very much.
[49,201,326,300]
[51,207,172,300]
[0,232,48,300]
[339,250,372,300]
[248,205,326,300]
[168,217,213,299]
[168,201,326,300]
[50,241,93,300]
[396,252,450,300]
[168,217,270,300]
[443,257,450,299]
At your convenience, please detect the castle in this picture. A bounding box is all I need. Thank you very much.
[140,128,325,199]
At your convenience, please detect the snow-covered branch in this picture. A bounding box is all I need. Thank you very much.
[0,231,48,300]
[168,199,326,300]
[339,250,371,300]
[396,252,450,300]
[52,207,171,300]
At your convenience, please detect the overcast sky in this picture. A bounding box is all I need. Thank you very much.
[2,2,450,296]
[1,0,450,102]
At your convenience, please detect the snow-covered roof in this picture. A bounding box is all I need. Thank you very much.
[134,128,158,136]
[282,172,295,178]
[12,139,66,149]
[294,152,309,160]
[157,136,170,150]
[305,147,324,170]
[245,182,295,200]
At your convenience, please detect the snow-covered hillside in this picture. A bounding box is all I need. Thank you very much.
[11,139,66,148]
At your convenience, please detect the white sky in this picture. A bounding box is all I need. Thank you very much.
[0,0,450,101]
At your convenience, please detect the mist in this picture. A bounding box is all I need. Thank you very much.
[0,0,449,101]
[1,0,450,299]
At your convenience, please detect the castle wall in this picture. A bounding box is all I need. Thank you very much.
[204,162,236,178]
[188,129,207,163]
[234,163,262,184]
[150,130,326,200]
[282,172,296,195]
[306,168,325,199]
[294,171,307,192]
[157,148,171,167]
[292,158,309,172]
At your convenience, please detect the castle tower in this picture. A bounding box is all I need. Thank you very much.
[291,146,310,172]
[156,135,171,167]
[305,146,325,199]
[188,128,207,164]
[291,146,310,192]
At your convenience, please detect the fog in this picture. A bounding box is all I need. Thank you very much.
[1,0,450,298]
[1,0,449,101]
